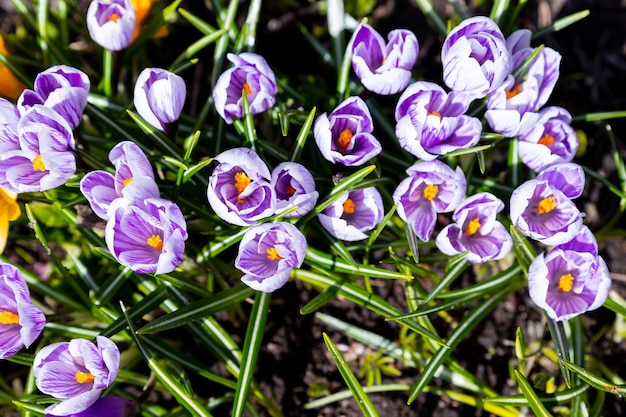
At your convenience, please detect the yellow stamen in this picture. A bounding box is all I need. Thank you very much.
[0,311,19,325]
[32,155,46,172]
[147,234,163,251]
[286,185,296,196]
[123,177,134,187]
[427,111,441,118]
[505,84,522,100]
[234,172,251,195]
[536,196,556,215]
[337,128,353,151]
[343,198,355,214]
[422,184,439,201]
[538,133,555,146]
[108,13,120,23]
[266,247,283,261]
[557,273,575,292]
[242,82,252,96]
[75,371,96,384]
[465,218,481,236]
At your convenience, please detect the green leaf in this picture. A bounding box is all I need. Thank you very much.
[300,285,340,315]
[546,317,572,387]
[489,0,509,24]
[126,110,184,160]
[513,370,554,417]
[419,258,469,307]
[562,360,626,395]
[509,225,537,273]
[532,10,590,39]
[290,107,316,162]
[305,247,412,280]
[484,383,589,406]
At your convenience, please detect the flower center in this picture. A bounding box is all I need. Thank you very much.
[75,371,96,384]
[427,111,441,118]
[337,128,353,151]
[422,184,439,201]
[538,133,555,146]
[465,218,481,236]
[234,172,251,195]
[32,155,46,172]
[242,82,252,96]
[147,234,163,251]
[557,273,575,292]
[123,177,134,187]
[0,311,19,325]
[266,247,283,261]
[285,185,296,196]
[536,196,556,215]
[108,13,120,23]
[505,84,522,100]
[342,198,355,214]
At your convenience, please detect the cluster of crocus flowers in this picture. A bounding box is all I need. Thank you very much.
[33,336,120,416]
[212,52,277,124]
[313,96,382,166]
[86,0,136,51]
[0,262,46,359]
[0,186,20,255]
[0,34,26,100]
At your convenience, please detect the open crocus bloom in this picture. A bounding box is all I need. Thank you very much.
[86,0,136,51]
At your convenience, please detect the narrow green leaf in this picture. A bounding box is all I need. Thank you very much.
[513,370,553,417]
[178,8,218,35]
[412,0,447,37]
[562,360,626,395]
[515,327,526,374]
[572,111,626,122]
[509,225,537,273]
[604,292,626,317]
[546,317,572,387]
[290,107,316,162]
[323,333,380,417]
[489,0,509,25]
[300,285,340,315]
[484,383,589,406]
[532,10,590,39]
[197,226,249,262]
[437,264,522,299]
[305,247,412,280]
[183,157,214,183]
[419,258,469,307]
[92,267,132,307]
[126,110,184,160]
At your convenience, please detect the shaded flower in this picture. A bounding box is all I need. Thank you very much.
[106,197,187,274]
[45,396,135,417]
[86,0,136,51]
[0,34,27,100]
[516,106,578,172]
[212,53,277,124]
[436,192,512,263]
[318,186,384,241]
[393,160,466,241]
[33,336,120,416]
[271,162,318,218]
[133,68,186,135]
[18,65,90,129]
[130,0,153,40]
[350,23,419,95]
[441,16,511,98]
[235,222,307,292]
[314,96,381,166]
[510,163,584,246]
[0,262,46,359]
[0,98,20,153]
[0,186,21,254]
[207,147,276,226]
[395,81,481,160]
[0,105,75,193]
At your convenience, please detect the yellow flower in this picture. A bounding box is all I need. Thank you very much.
[0,34,26,100]
[0,187,20,255]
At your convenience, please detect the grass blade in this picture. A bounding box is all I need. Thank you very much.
[514,370,553,417]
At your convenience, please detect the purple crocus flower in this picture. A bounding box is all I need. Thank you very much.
[436,192,512,264]
[318,186,384,241]
[441,16,511,99]
[86,0,136,51]
[510,163,584,246]
[516,106,578,172]
[393,160,466,241]
[271,162,319,218]
[235,222,307,292]
[485,30,561,137]
[0,262,46,359]
[0,105,75,193]
[45,396,135,417]
[207,147,276,226]
[395,81,482,160]
[212,52,277,124]
[17,65,90,129]
[0,98,20,153]
[106,197,187,274]
[350,23,419,95]
[133,68,186,135]
[80,141,159,220]
[314,96,382,166]
[33,336,120,416]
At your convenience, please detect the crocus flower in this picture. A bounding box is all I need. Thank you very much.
[393,160,466,241]
[235,222,307,292]
[314,96,382,166]
[271,162,318,218]
[0,98,20,153]
[510,163,584,246]
[318,186,384,241]
[33,336,120,416]
[106,197,187,274]
[350,23,419,95]
[0,105,75,193]
[133,68,186,135]
[0,262,46,359]
[212,52,277,124]
[17,65,90,129]
[0,34,26,100]
[436,192,512,264]
[395,81,481,160]
[516,106,578,172]
[441,16,511,99]
[130,0,153,40]
[207,147,276,226]
[45,396,135,417]
[0,187,20,254]
[86,0,136,51]
[485,29,561,137]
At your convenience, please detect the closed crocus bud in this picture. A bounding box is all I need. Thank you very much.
[86,0,136,51]
[133,68,186,135]
[271,162,318,218]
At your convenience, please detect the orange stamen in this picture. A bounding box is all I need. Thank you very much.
[343,198,355,214]
[538,133,555,146]
[422,184,439,201]
[266,247,283,261]
[123,177,134,187]
[75,371,96,384]
[557,273,575,292]
[465,218,481,236]
[286,185,297,196]
[32,155,46,172]
[147,235,163,251]
[0,311,19,325]
[505,84,522,100]
[337,128,353,151]
[427,111,442,118]
[108,13,120,23]
[536,196,556,215]
[242,82,252,96]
